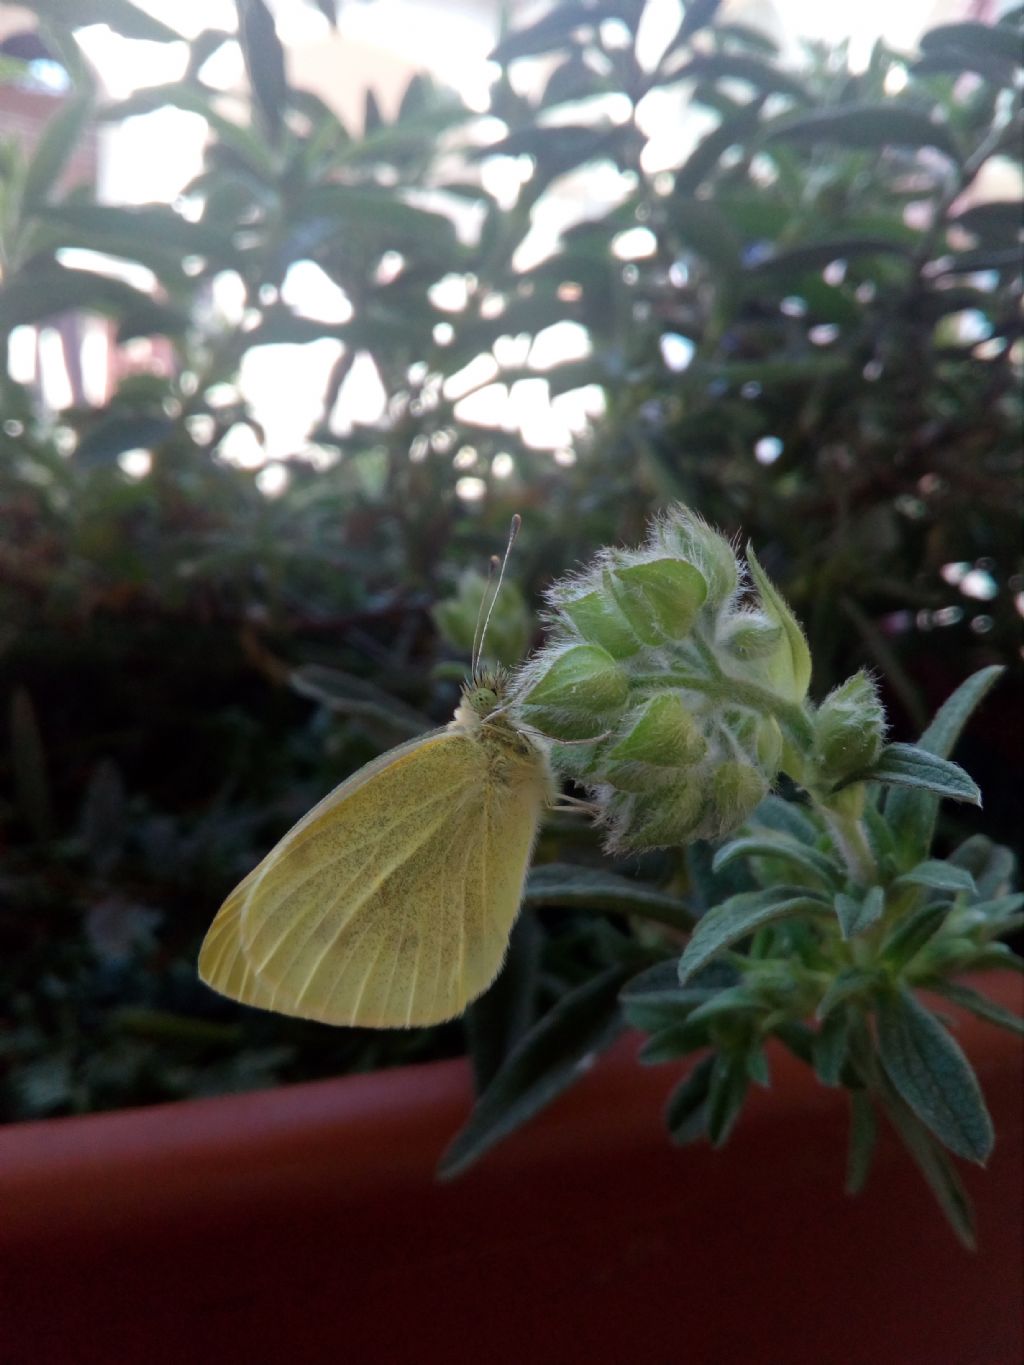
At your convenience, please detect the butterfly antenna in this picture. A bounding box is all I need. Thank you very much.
[470,554,501,679]
[476,514,521,674]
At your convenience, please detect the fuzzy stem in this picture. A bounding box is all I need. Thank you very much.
[816,800,877,888]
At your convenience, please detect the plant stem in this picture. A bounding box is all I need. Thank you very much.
[816,801,877,888]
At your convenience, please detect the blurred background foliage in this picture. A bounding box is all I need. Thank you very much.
[0,0,1020,1120]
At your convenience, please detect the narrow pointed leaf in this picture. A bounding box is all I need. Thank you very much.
[855,744,980,805]
[876,986,994,1163]
[845,1090,878,1194]
[526,863,694,930]
[879,1084,977,1249]
[438,964,630,1179]
[665,1054,715,1144]
[928,981,1024,1037]
[834,886,885,939]
[712,835,837,888]
[886,667,1003,860]
[896,860,977,896]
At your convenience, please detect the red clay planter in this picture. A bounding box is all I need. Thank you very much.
[1,975,1021,1365]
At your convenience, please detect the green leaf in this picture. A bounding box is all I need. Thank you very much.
[765,103,959,160]
[745,236,912,277]
[620,959,739,1033]
[665,1054,715,1144]
[814,1009,849,1087]
[948,835,1016,900]
[855,743,980,807]
[22,93,92,210]
[525,864,695,931]
[41,204,235,267]
[465,911,544,1092]
[289,664,431,739]
[834,886,885,940]
[0,264,184,336]
[678,886,828,984]
[238,0,287,140]
[920,21,1023,65]
[845,1090,877,1195]
[437,964,631,1179]
[882,903,951,970]
[74,413,174,466]
[927,981,1024,1037]
[961,893,1024,935]
[885,667,1003,861]
[637,1019,712,1064]
[876,986,994,1163]
[489,3,594,64]
[666,200,742,272]
[667,51,809,102]
[895,860,976,896]
[745,543,812,702]
[706,1050,750,1146]
[713,834,838,888]
[817,967,883,1020]
[748,794,819,843]
[34,0,182,41]
[879,1084,976,1249]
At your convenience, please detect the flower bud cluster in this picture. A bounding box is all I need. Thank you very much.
[514,506,812,851]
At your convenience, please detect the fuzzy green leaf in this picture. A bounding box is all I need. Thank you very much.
[665,1054,715,1144]
[706,1050,750,1146]
[525,864,695,931]
[766,103,959,160]
[896,860,977,896]
[817,967,883,1020]
[927,981,1024,1037]
[438,964,631,1179]
[879,1084,977,1249]
[876,986,994,1163]
[678,886,828,984]
[814,1010,849,1087]
[886,667,1003,861]
[834,886,885,940]
[855,743,981,806]
[713,834,838,888]
[745,544,812,702]
[882,903,951,970]
[845,1090,878,1194]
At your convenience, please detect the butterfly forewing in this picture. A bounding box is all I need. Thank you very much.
[199,726,551,1027]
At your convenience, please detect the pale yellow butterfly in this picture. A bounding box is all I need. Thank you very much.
[199,522,556,1028]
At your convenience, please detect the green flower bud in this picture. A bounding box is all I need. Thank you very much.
[608,557,708,645]
[610,782,705,849]
[520,643,629,739]
[720,611,783,660]
[603,694,707,792]
[557,574,642,659]
[652,507,739,608]
[813,671,886,781]
[712,760,768,831]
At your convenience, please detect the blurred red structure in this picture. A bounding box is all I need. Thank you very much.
[0,974,1020,1365]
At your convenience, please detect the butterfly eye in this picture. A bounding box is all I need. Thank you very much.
[469,686,499,714]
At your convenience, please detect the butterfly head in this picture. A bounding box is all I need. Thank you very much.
[462,667,510,720]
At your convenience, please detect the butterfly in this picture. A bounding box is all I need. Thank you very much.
[199,522,557,1028]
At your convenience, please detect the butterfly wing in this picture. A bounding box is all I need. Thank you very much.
[199,729,549,1027]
